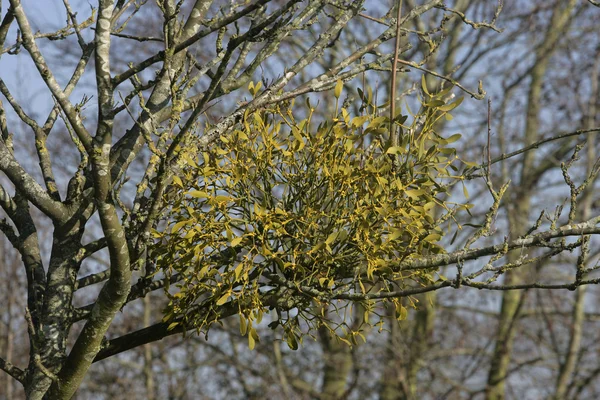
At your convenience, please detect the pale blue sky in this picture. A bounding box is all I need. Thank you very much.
[1,0,94,117]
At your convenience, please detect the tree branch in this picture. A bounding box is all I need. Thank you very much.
[111,0,272,87]
[75,269,110,291]
[0,140,68,220]
[8,0,92,151]
[0,356,25,383]
[466,127,600,178]
[393,218,600,272]
[49,1,133,397]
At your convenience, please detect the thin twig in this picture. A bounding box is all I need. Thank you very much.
[389,0,404,148]
[487,97,492,182]
[465,127,600,178]
[395,58,486,99]
[435,1,504,33]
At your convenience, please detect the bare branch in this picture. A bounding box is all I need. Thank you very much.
[106,31,163,42]
[111,0,272,87]
[0,355,25,384]
[0,218,19,247]
[395,218,600,272]
[75,269,110,291]
[465,127,600,178]
[1,7,95,55]
[0,5,15,52]
[0,140,68,220]
[435,1,504,33]
[390,0,404,149]
[8,0,92,151]
[395,58,486,99]
[50,0,132,397]
[0,78,60,199]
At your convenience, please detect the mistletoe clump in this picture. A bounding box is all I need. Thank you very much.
[152,84,469,348]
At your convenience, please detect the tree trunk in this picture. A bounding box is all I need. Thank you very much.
[485,1,578,398]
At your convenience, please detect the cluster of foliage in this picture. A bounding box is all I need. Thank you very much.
[152,81,470,348]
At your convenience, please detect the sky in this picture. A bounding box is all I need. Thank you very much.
[1,0,94,117]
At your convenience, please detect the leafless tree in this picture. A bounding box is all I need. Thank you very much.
[1,1,600,399]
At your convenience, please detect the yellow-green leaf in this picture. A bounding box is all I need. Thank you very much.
[421,75,430,96]
[334,79,343,98]
[292,127,303,142]
[367,116,387,131]
[397,305,408,320]
[254,202,265,216]
[239,315,247,336]
[351,115,369,128]
[167,322,179,331]
[235,129,248,140]
[248,327,259,350]
[446,133,462,143]
[171,220,188,234]
[234,263,244,280]
[386,146,405,155]
[248,332,256,350]
[183,154,197,168]
[438,96,464,112]
[286,333,299,350]
[188,190,209,198]
[405,189,424,199]
[424,233,441,242]
[216,293,230,306]
[325,231,338,245]
[389,229,403,241]
[213,195,232,203]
